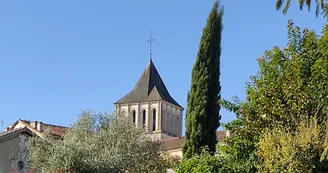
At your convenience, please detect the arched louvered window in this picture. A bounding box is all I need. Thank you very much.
[132,110,136,123]
[152,109,156,131]
[142,110,146,127]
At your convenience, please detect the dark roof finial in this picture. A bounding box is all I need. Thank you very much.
[147,25,155,60]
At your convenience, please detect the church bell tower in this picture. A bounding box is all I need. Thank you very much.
[114,59,183,140]
[114,28,183,140]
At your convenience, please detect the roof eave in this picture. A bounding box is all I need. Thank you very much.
[0,127,34,142]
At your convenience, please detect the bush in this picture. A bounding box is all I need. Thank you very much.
[257,117,328,172]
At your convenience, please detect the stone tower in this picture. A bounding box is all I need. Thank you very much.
[114,59,183,140]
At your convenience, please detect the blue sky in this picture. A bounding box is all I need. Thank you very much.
[0,1,326,134]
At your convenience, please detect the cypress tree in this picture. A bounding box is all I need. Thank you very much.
[182,0,223,158]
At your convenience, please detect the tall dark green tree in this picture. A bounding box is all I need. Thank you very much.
[182,0,223,158]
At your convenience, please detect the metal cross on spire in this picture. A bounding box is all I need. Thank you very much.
[147,26,155,59]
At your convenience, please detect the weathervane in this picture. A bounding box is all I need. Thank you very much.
[147,26,155,59]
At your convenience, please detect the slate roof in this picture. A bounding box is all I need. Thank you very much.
[115,59,182,108]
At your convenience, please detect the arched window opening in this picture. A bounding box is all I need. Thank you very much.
[152,109,156,131]
[142,110,146,127]
[132,110,136,123]
[17,161,24,170]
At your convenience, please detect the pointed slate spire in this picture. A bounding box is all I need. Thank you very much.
[115,59,182,108]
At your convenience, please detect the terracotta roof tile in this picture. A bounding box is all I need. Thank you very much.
[42,123,67,137]
[7,120,68,138]
[161,137,185,150]
[161,130,227,151]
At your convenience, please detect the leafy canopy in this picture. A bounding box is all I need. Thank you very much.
[27,110,167,173]
[257,117,328,173]
[212,20,328,172]
[243,20,328,137]
[177,147,246,173]
[276,0,328,17]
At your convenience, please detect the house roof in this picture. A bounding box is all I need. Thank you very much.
[115,59,183,108]
[0,127,32,137]
[0,127,34,142]
[161,130,227,151]
[5,119,67,138]
[38,122,67,137]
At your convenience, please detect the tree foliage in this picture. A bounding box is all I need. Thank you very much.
[161,152,182,170]
[218,125,257,172]
[177,148,223,173]
[218,98,258,173]
[244,20,328,137]
[276,0,328,17]
[177,145,255,173]
[204,20,328,172]
[182,0,223,158]
[27,110,166,173]
[176,147,240,173]
[257,117,328,172]
[176,98,257,173]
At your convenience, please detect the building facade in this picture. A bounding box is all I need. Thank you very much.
[0,127,32,173]
[0,120,67,173]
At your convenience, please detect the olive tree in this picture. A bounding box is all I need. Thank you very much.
[27,110,167,173]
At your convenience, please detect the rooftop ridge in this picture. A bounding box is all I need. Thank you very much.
[19,119,68,129]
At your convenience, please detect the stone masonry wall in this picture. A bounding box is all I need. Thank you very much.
[0,134,30,173]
